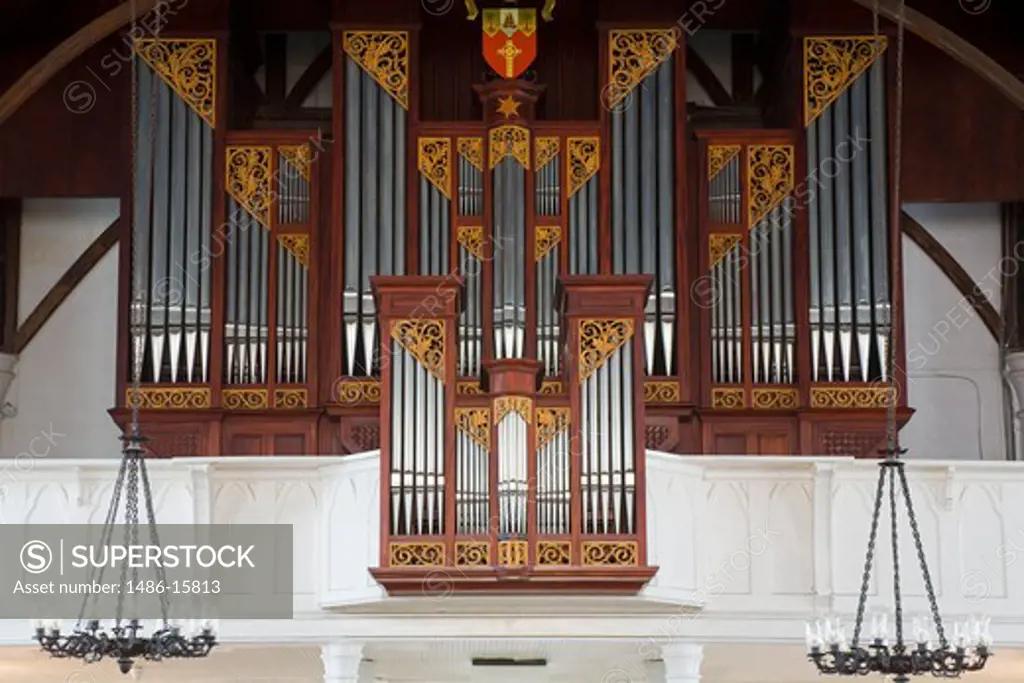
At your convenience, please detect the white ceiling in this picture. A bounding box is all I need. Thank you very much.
[0,642,1019,683]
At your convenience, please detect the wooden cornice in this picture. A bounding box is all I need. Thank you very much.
[0,0,161,127]
[901,209,1002,341]
[13,217,120,353]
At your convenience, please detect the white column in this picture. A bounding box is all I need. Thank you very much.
[323,641,365,683]
[661,643,703,683]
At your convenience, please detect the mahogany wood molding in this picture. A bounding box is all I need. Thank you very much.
[0,0,162,127]
[848,0,1024,111]
[13,218,120,353]
[901,210,1002,341]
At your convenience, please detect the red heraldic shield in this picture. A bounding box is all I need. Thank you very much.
[482,8,537,80]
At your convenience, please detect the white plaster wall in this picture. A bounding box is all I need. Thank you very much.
[0,198,122,460]
[901,202,1005,461]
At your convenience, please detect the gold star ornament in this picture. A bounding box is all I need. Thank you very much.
[496,95,521,119]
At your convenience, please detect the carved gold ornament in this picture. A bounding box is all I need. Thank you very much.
[493,396,533,425]
[582,540,638,566]
[536,407,570,449]
[752,388,799,410]
[539,380,563,395]
[455,407,491,450]
[536,541,571,566]
[489,125,530,169]
[708,144,741,181]
[644,380,680,403]
[278,234,310,268]
[126,387,211,410]
[279,144,313,181]
[274,388,308,409]
[335,379,382,405]
[389,542,445,567]
[455,541,490,566]
[457,137,484,172]
[391,319,446,381]
[343,31,409,109]
[811,386,895,409]
[535,225,561,261]
[226,146,273,228]
[457,226,485,260]
[607,30,677,109]
[748,145,794,228]
[222,388,269,410]
[711,387,745,409]
[535,136,560,171]
[804,36,887,126]
[418,137,452,199]
[457,380,485,395]
[496,95,522,119]
[567,137,599,197]
[498,540,528,567]
[578,319,634,382]
[709,234,742,268]
[134,38,217,127]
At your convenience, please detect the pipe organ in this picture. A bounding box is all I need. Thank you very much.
[117,28,905,469]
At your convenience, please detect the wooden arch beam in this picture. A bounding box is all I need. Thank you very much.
[901,210,1002,342]
[0,0,161,128]
[848,0,1024,111]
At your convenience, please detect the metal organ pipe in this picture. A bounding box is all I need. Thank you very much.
[807,56,890,383]
[343,59,407,378]
[610,60,676,376]
[134,62,212,385]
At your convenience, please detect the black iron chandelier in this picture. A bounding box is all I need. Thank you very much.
[33,0,217,674]
[805,1,990,681]
[804,448,992,682]
[32,431,218,675]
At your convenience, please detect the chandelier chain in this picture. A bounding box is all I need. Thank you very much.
[851,463,887,647]
[888,466,903,646]
[897,464,949,647]
[140,454,173,623]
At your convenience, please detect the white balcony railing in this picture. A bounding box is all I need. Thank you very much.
[1,453,1023,644]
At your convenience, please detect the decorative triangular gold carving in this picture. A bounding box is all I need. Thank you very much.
[708,145,741,181]
[226,146,272,228]
[278,234,310,268]
[419,137,452,199]
[535,136,560,171]
[390,319,446,381]
[457,226,485,259]
[536,407,570,449]
[493,396,533,425]
[578,318,634,382]
[607,29,677,109]
[280,144,313,181]
[457,137,484,171]
[709,234,742,268]
[134,38,217,127]
[748,145,794,228]
[804,36,887,126]
[343,31,409,110]
[535,226,561,261]
[489,125,530,169]
[567,137,599,197]
[455,407,491,450]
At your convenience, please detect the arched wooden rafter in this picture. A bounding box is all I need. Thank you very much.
[0,0,162,127]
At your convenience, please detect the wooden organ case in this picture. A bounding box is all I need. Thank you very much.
[113,15,910,582]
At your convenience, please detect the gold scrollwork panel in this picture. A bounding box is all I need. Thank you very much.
[455,541,490,567]
[567,137,599,197]
[536,541,571,566]
[389,542,446,567]
[811,386,895,409]
[134,38,217,127]
[498,540,528,567]
[804,36,887,126]
[418,137,452,199]
[127,388,211,410]
[226,146,273,228]
[581,541,638,566]
[578,319,634,382]
[711,387,746,409]
[222,389,269,410]
[343,31,409,109]
[391,319,446,381]
[748,145,794,229]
